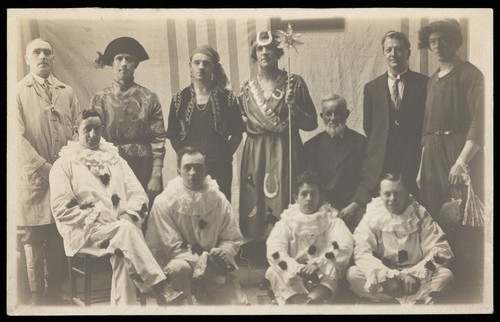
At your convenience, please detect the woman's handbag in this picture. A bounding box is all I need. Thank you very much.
[439,167,485,229]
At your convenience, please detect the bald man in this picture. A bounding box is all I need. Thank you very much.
[17,38,81,305]
[304,94,367,230]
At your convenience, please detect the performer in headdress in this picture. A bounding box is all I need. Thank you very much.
[166,45,245,202]
[90,37,167,219]
[239,31,317,242]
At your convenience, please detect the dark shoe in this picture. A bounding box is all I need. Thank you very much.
[155,284,185,306]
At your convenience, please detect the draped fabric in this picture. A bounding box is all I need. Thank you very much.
[14,14,471,211]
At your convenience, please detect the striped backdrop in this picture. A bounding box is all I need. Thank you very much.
[14,15,470,207]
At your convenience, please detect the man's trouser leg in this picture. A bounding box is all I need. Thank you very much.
[265,266,309,305]
[22,226,47,297]
[110,256,140,306]
[165,259,193,304]
[44,224,66,297]
[80,220,167,305]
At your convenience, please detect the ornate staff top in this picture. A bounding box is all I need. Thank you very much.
[276,23,304,54]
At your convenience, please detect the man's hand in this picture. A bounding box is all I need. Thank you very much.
[338,202,363,225]
[209,248,235,274]
[147,176,162,200]
[37,162,53,181]
[210,248,229,264]
[381,275,420,298]
[401,275,420,295]
[95,215,118,225]
[298,263,320,281]
[380,277,404,298]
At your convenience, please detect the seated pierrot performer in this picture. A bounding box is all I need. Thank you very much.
[49,109,184,306]
[145,146,248,305]
[346,172,454,304]
[265,170,354,304]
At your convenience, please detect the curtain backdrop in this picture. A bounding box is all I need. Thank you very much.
[15,13,470,210]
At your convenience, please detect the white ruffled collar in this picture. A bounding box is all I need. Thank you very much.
[367,196,424,234]
[280,203,338,234]
[163,175,223,217]
[59,139,119,178]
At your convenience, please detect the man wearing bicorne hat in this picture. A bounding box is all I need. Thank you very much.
[90,37,167,229]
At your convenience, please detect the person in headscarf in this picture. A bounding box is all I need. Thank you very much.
[239,31,317,244]
[49,109,183,306]
[90,37,167,229]
[166,45,245,202]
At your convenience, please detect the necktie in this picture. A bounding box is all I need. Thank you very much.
[391,75,401,109]
[43,79,52,101]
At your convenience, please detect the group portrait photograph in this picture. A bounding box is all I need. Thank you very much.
[6,7,493,315]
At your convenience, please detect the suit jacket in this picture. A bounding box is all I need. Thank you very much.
[353,70,428,204]
[17,74,80,226]
[305,129,367,210]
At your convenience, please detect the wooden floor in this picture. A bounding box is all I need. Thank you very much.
[15,240,485,307]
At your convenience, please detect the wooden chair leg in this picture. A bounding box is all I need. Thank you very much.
[83,255,92,306]
[138,288,147,306]
[68,257,76,304]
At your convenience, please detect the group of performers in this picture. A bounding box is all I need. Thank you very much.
[17,18,484,306]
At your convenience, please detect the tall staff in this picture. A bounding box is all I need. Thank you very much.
[277,24,304,201]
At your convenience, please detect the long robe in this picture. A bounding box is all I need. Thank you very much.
[239,71,317,241]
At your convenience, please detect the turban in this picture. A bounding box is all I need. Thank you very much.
[190,45,220,63]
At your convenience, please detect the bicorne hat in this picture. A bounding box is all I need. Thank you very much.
[101,37,149,66]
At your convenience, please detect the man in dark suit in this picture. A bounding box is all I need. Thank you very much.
[304,94,366,231]
[338,31,428,229]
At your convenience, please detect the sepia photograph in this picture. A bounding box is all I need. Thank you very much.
[6,8,493,315]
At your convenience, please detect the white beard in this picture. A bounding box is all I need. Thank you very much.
[325,122,346,138]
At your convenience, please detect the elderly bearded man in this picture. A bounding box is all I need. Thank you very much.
[304,94,367,230]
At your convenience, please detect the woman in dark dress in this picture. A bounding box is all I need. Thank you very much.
[418,18,485,302]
